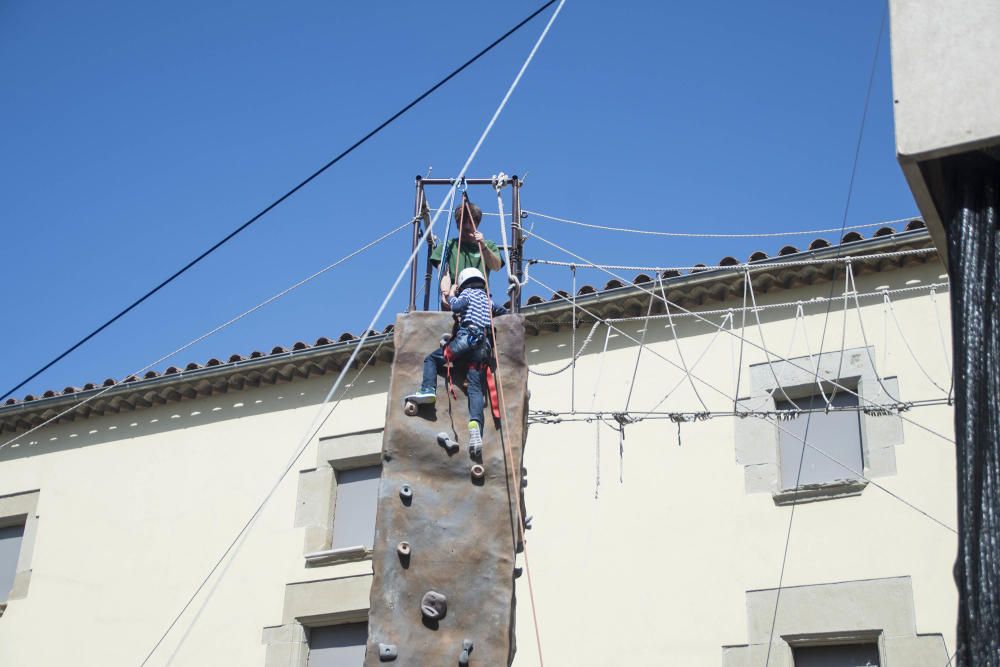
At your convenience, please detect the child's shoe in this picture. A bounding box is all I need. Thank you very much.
[405,388,436,405]
[468,421,483,458]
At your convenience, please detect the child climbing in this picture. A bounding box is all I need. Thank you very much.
[405,267,507,456]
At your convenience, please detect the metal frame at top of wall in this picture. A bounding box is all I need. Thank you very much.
[407,175,524,313]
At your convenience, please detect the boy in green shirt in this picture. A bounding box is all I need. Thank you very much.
[430,197,504,309]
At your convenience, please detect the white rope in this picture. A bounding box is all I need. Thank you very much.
[571,266,577,411]
[733,276,749,414]
[528,274,957,533]
[523,209,922,238]
[883,290,951,395]
[527,320,602,377]
[846,262,902,403]
[527,246,937,273]
[602,282,948,323]
[638,312,731,420]
[792,301,831,411]
[493,174,515,280]
[746,268,803,410]
[661,279,710,412]
[533,397,951,423]
[433,185,459,299]
[590,324,612,499]
[526,230,957,445]
[0,220,411,452]
[929,286,954,401]
[622,275,658,412]
[139,4,565,660]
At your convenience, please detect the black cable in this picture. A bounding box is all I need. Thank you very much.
[762,6,888,666]
[1,0,558,403]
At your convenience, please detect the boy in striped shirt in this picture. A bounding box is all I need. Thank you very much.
[408,267,507,457]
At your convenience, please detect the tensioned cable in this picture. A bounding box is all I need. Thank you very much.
[601,282,948,323]
[530,397,953,422]
[764,8,887,665]
[0,0,560,404]
[527,246,936,273]
[138,3,564,661]
[527,273,957,534]
[0,220,410,453]
[525,229,956,445]
[138,335,389,666]
[523,209,921,238]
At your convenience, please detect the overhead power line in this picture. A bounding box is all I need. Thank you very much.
[0,0,559,404]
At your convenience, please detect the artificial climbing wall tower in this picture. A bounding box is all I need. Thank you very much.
[365,311,529,665]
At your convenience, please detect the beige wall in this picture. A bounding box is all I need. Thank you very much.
[0,261,956,665]
[514,261,955,665]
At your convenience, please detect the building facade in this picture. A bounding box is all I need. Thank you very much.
[0,222,956,665]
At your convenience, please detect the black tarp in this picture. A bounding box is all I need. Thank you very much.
[945,155,1000,666]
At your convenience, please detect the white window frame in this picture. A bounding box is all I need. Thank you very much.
[0,490,40,617]
[261,575,372,667]
[734,347,904,504]
[787,634,883,666]
[306,620,369,666]
[722,577,948,666]
[294,429,383,566]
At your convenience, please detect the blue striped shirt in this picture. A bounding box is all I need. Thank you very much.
[448,288,507,329]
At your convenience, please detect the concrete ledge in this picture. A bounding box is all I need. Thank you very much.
[304,545,372,568]
[772,479,867,506]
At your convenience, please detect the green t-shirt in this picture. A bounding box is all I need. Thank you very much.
[429,238,504,280]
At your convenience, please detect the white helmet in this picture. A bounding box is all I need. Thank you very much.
[456,267,486,291]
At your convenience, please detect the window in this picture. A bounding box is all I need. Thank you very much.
[331,466,380,550]
[0,522,25,601]
[733,347,904,503]
[722,578,949,666]
[793,643,880,666]
[776,391,863,490]
[308,622,368,666]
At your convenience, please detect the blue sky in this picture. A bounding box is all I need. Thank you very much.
[0,0,915,399]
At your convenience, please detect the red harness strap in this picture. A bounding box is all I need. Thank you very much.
[485,365,501,419]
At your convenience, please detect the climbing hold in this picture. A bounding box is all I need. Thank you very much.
[470,464,485,482]
[399,485,413,504]
[420,591,448,621]
[524,515,533,530]
[437,432,459,455]
[458,639,474,665]
[513,566,523,578]
[404,401,419,417]
[521,476,528,488]
[397,541,411,557]
[378,643,398,661]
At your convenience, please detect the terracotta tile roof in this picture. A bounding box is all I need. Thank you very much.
[0,220,935,431]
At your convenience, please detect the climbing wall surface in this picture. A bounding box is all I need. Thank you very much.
[365,311,528,666]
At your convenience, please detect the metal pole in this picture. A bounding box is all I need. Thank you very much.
[408,176,422,313]
[420,184,434,311]
[511,175,523,312]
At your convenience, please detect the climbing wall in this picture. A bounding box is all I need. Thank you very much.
[365,311,528,666]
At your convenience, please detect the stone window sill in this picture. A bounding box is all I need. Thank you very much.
[772,479,867,506]
[304,545,372,568]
